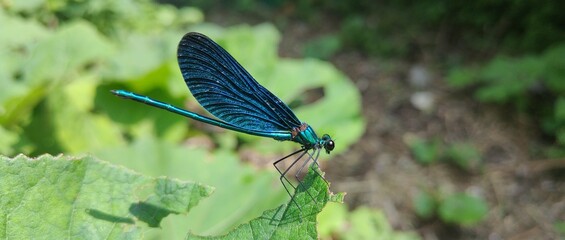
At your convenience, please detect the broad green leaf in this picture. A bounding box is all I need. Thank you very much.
[187,166,340,239]
[94,133,289,239]
[0,154,213,239]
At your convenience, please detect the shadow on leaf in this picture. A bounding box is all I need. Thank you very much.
[129,201,178,227]
[86,208,135,224]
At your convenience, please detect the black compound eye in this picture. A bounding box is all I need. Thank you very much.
[326,140,335,151]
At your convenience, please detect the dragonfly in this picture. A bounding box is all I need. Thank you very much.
[112,32,335,208]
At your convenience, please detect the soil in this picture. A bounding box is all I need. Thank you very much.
[205,9,565,240]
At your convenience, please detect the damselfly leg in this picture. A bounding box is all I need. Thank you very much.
[273,147,327,211]
[309,148,328,186]
[296,148,328,188]
[274,149,308,211]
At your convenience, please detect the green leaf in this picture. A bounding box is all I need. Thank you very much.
[96,133,347,239]
[438,193,488,226]
[0,154,213,239]
[187,166,338,239]
[94,133,289,238]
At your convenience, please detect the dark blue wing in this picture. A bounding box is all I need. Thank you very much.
[177,32,302,132]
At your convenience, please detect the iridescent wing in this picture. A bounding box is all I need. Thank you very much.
[177,32,302,132]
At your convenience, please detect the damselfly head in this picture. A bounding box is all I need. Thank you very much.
[322,134,335,154]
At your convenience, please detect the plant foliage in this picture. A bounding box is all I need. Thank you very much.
[0,0,365,238]
[0,154,343,239]
[0,154,213,239]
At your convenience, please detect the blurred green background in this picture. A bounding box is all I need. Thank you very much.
[1,0,564,239]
